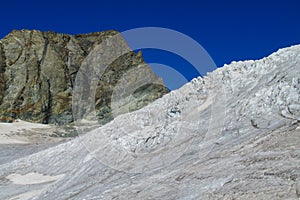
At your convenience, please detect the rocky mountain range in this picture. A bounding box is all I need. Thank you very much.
[0,30,168,125]
[0,43,299,199]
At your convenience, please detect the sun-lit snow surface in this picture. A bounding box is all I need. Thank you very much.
[0,45,300,199]
[0,120,52,144]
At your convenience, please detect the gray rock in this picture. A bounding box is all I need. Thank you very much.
[0,30,168,125]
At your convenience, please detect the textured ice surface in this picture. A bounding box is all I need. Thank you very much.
[0,45,299,199]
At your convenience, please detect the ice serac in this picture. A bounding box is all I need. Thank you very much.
[0,30,168,125]
[0,45,299,199]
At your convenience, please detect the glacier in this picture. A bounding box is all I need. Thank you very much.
[0,45,299,199]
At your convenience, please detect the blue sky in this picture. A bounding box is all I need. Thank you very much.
[1,0,299,90]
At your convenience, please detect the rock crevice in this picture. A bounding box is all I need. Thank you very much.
[0,41,7,105]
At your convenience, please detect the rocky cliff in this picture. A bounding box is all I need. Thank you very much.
[0,30,168,125]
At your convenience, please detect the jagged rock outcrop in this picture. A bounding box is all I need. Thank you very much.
[0,30,168,124]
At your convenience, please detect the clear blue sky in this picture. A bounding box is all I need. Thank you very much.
[1,0,299,89]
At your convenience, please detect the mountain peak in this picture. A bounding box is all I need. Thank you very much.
[0,30,168,124]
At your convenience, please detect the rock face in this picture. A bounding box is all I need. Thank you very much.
[0,30,168,124]
[0,45,299,199]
